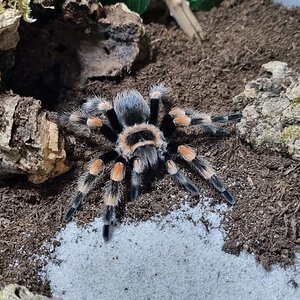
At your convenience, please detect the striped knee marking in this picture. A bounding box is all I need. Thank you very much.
[111,162,125,181]
[173,116,191,127]
[86,117,102,128]
[166,160,178,175]
[150,91,162,99]
[77,160,104,193]
[169,107,186,118]
[89,159,103,175]
[149,84,169,99]
[178,145,196,162]
[133,158,144,174]
[98,101,112,111]
[104,181,122,207]
[193,158,215,180]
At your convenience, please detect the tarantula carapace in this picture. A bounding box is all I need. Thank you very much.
[60,84,242,241]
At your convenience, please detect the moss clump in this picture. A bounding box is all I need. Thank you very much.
[292,97,300,104]
[1,0,35,22]
[281,125,300,140]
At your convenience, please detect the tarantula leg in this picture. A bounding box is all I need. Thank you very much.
[167,108,242,137]
[64,151,118,222]
[149,84,169,125]
[103,159,126,241]
[188,111,242,136]
[160,107,188,139]
[59,109,89,127]
[172,112,230,136]
[59,110,118,142]
[64,159,103,222]
[210,113,243,123]
[160,114,177,139]
[177,145,236,204]
[83,97,123,133]
[166,159,199,194]
[129,158,144,201]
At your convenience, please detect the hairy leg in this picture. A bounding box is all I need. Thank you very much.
[175,144,236,204]
[102,158,126,241]
[64,151,118,222]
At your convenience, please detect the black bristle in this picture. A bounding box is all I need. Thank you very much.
[150,98,159,125]
[64,192,84,222]
[126,130,155,146]
[210,175,226,192]
[160,114,176,139]
[84,174,96,186]
[100,151,119,164]
[130,187,139,201]
[221,190,236,205]
[100,125,118,143]
[64,207,76,222]
[106,109,123,133]
[103,225,111,242]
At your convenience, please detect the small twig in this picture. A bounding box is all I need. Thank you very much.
[165,0,204,44]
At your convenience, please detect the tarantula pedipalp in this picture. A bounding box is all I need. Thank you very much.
[60,84,242,241]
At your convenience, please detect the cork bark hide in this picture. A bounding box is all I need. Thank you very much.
[0,93,68,183]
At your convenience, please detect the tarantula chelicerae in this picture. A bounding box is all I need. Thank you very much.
[60,84,242,241]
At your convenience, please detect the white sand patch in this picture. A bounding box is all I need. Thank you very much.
[43,200,300,300]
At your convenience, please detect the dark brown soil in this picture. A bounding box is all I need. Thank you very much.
[1,0,300,296]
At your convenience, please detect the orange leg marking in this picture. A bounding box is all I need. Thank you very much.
[111,162,125,181]
[99,102,112,111]
[173,116,191,126]
[166,160,178,175]
[169,107,186,118]
[178,145,196,162]
[87,118,102,128]
[89,159,103,175]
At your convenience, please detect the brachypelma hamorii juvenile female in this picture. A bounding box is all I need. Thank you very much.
[60,84,242,241]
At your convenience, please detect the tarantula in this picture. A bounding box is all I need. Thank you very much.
[60,84,242,241]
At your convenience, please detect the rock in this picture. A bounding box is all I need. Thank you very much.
[234,61,300,160]
[0,92,69,183]
[0,284,60,300]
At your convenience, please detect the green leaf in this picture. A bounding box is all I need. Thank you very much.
[188,0,223,11]
[102,0,150,15]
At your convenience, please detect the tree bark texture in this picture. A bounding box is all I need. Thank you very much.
[0,93,68,183]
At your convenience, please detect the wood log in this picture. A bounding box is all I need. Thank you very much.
[0,92,69,183]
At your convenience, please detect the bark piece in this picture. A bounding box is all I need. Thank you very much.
[82,3,146,78]
[0,93,68,183]
[5,2,146,103]
[61,1,146,79]
[0,8,21,50]
[62,0,104,25]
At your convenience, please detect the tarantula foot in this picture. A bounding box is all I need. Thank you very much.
[214,128,231,137]
[103,225,111,242]
[64,207,76,222]
[103,221,117,242]
[211,113,243,123]
[103,205,117,241]
[221,190,236,205]
[129,187,140,201]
